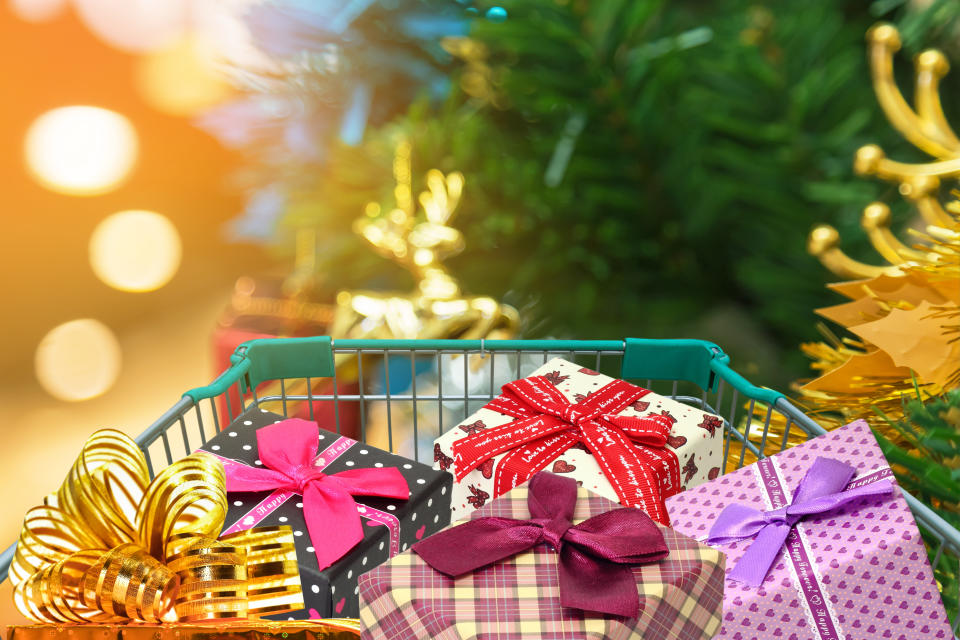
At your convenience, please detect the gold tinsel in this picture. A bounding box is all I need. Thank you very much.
[10,430,303,623]
[727,25,960,470]
[799,24,960,430]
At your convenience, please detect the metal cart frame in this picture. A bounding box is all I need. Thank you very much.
[2,337,958,633]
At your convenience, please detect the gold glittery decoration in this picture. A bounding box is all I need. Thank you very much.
[732,24,960,470]
[9,430,303,623]
[798,23,960,433]
[441,36,504,108]
[6,620,361,640]
[331,138,517,342]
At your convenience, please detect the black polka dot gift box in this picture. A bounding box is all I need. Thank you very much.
[200,406,453,620]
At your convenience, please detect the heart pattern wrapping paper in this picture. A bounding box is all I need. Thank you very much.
[665,419,954,640]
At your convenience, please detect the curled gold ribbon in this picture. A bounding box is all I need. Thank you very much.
[10,430,303,623]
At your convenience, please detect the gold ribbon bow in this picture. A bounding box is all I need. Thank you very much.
[9,430,303,623]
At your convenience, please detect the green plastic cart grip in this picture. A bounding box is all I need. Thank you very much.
[621,338,724,391]
[183,357,252,402]
[182,336,783,406]
[709,359,784,406]
[237,336,335,392]
[182,336,335,402]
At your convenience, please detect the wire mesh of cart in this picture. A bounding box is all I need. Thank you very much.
[1,337,958,633]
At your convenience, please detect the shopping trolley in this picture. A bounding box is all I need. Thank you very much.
[2,337,958,634]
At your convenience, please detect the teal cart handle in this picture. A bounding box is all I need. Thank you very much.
[183,336,784,406]
[183,336,334,402]
[621,338,724,391]
[183,357,251,402]
[709,359,784,406]
[620,338,783,404]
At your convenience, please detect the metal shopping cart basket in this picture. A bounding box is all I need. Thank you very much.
[2,336,959,633]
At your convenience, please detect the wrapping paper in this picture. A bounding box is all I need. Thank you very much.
[200,408,452,619]
[666,419,954,640]
[358,480,725,639]
[434,357,724,521]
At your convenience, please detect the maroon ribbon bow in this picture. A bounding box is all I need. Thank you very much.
[412,472,668,618]
[223,418,410,571]
[452,375,680,524]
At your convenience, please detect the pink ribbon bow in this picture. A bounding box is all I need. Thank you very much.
[224,419,410,570]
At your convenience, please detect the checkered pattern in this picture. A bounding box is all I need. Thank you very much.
[358,485,724,639]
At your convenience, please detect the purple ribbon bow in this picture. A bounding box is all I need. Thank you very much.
[412,472,668,618]
[707,457,895,587]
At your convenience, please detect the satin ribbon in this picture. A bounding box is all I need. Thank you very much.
[10,430,303,623]
[452,375,679,524]
[707,456,895,587]
[223,418,410,571]
[412,472,668,618]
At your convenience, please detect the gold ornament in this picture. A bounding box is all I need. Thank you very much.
[441,36,504,108]
[10,430,303,623]
[331,138,518,342]
[8,620,361,640]
[799,23,960,429]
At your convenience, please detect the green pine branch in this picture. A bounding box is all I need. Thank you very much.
[873,389,960,622]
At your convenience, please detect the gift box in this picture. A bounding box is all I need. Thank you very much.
[213,275,360,438]
[358,472,725,640]
[665,419,954,640]
[434,357,724,524]
[200,407,453,620]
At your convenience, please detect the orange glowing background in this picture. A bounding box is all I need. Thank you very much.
[0,3,277,623]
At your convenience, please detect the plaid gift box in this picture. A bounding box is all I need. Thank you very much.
[358,474,725,639]
[434,357,724,524]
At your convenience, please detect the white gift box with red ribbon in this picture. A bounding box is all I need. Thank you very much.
[433,357,724,523]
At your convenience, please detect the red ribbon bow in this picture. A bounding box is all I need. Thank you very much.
[413,472,669,618]
[452,376,679,524]
[223,419,410,570]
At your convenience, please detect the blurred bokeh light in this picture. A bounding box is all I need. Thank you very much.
[24,105,137,195]
[135,34,233,117]
[72,0,186,53]
[8,0,67,22]
[34,318,121,401]
[89,210,182,292]
[0,4,278,624]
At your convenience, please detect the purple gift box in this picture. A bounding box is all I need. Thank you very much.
[665,419,953,640]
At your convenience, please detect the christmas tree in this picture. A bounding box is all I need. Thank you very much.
[204,0,958,387]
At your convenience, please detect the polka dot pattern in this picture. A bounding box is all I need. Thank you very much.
[199,405,453,621]
[666,419,954,640]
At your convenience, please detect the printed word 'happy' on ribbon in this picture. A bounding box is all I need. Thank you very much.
[221,419,410,571]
